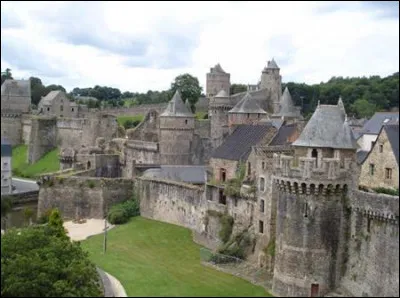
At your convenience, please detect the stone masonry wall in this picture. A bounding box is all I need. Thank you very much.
[1,114,23,146]
[136,177,206,232]
[209,158,238,182]
[341,190,399,297]
[359,128,399,189]
[28,117,57,164]
[37,177,134,220]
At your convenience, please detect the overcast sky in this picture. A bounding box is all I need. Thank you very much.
[1,1,399,93]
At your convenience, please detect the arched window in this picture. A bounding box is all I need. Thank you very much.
[87,161,91,169]
[259,177,265,192]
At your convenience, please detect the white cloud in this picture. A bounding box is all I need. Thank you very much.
[1,1,398,93]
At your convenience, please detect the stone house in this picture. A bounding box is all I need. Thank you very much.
[38,90,88,118]
[359,123,399,189]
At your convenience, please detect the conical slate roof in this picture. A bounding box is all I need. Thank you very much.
[228,92,267,114]
[267,58,279,69]
[292,103,357,149]
[337,96,345,114]
[215,89,229,98]
[275,87,297,117]
[213,63,226,73]
[160,90,193,117]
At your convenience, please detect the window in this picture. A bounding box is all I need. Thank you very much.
[220,168,226,182]
[262,161,266,170]
[379,144,383,153]
[247,113,250,118]
[304,202,308,217]
[259,220,264,233]
[71,108,75,112]
[260,199,265,213]
[234,198,238,207]
[371,141,375,149]
[311,149,318,168]
[259,177,265,192]
[185,119,188,124]
[87,161,91,169]
[47,107,50,111]
[247,162,251,176]
[60,105,63,111]
[369,164,375,176]
[367,218,371,233]
[219,189,226,205]
[385,168,392,179]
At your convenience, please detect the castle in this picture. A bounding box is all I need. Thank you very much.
[1,59,398,297]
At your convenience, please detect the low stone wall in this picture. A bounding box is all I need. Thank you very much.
[37,177,134,220]
[1,190,39,206]
[136,177,206,232]
[341,190,399,297]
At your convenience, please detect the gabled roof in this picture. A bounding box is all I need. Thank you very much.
[212,124,275,161]
[292,104,358,149]
[215,89,229,98]
[228,92,267,114]
[362,112,399,135]
[40,90,63,105]
[1,138,12,157]
[384,124,399,165]
[269,123,298,146]
[142,166,206,184]
[160,90,193,117]
[211,63,226,74]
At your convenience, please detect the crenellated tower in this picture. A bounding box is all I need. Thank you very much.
[159,90,195,165]
[271,98,358,297]
[260,59,282,114]
[206,64,231,98]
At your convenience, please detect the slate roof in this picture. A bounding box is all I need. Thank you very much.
[40,90,62,105]
[1,138,12,157]
[269,123,298,146]
[362,112,399,135]
[211,64,226,73]
[215,89,229,98]
[356,150,369,164]
[292,104,358,149]
[274,87,300,117]
[160,90,194,117]
[1,79,31,97]
[142,166,206,184]
[212,124,275,161]
[229,92,267,114]
[266,59,279,69]
[384,124,399,165]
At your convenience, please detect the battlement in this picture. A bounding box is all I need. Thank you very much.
[273,153,353,181]
[126,140,159,152]
[1,112,22,118]
[350,189,399,222]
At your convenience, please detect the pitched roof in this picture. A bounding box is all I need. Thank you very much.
[384,124,399,165]
[1,138,12,157]
[269,123,298,146]
[292,104,358,149]
[356,150,369,164]
[160,90,194,117]
[215,89,229,98]
[362,112,399,135]
[229,92,267,114]
[275,87,300,117]
[211,63,226,73]
[40,90,63,105]
[212,124,275,161]
[267,59,279,69]
[142,166,206,184]
[1,79,31,97]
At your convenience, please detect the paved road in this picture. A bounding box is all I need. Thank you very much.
[11,178,39,194]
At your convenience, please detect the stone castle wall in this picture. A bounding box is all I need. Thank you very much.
[37,177,134,220]
[341,190,399,297]
[28,117,58,164]
[1,114,23,146]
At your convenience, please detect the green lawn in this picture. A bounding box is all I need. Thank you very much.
[82,217,271,297]
[117,115,144,127]
[12,145,60,178]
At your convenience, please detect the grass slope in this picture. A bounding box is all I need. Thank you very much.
[12,145,60,178]
[82,217,271,297]
[116,115,144,127]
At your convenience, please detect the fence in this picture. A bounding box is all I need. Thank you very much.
[200,247,273,291]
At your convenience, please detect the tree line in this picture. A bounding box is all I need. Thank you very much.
[2,68,398,118]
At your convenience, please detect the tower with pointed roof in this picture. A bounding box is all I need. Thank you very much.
[271,87,303,122]
[260,58,282,114]
[206,63,231,98]
[159,90,195,165]
[271,97,358,297]
[228,92,267,130]
[209,89,234,148]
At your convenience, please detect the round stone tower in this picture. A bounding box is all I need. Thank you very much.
[159,90,195,165]
[209,89,234,149]
[271,99,358,297]
[260,59,282,114]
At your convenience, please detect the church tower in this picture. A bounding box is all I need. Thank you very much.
[260,59,282,114]
[159,90,195,165]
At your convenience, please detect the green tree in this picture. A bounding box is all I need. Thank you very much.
[1,68,13,84]
[1,197,13,231]
[169,73,202,112]
[23,207,34,226]
[351,98,377,118]
[1,226,102,297]
[30,77,48,106]
[45,208,68,240]
[230,84,247,95]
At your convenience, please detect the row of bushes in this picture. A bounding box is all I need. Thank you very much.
[107,195,140,225]
[359,185,399,196]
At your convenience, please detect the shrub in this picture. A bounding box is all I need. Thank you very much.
[37,209,53,224]
[107,194,140,225]
[373,187,399,196]
[108,207,129,225]
[219,214,234,243]
[87,180,95,188]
